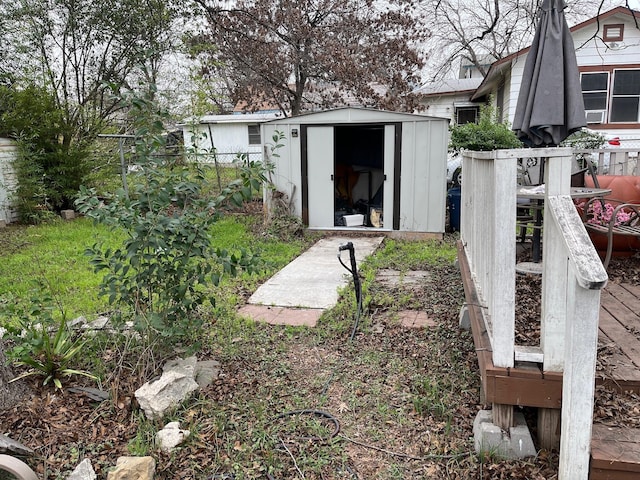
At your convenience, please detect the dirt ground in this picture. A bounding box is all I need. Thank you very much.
[2,244,640,479]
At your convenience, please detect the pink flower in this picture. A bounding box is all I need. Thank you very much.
[577,200,634,227]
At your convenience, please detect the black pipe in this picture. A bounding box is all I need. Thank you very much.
[338,241,362,341]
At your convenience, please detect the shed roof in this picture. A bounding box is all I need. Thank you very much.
[264,107,447,125]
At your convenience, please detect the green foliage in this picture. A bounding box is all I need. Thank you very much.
[449,102,523,153]
[0,84,90,222]
[561,128,606,149]
[75,91,267,345]
[411,377,448,418]
[0,288,96,389]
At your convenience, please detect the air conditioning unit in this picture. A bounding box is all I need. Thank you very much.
[586,110,606,124]
[605,41,625,50]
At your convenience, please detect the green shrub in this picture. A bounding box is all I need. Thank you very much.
[0,85,90,222]
[449,102,523,153]
[75,91,266,347]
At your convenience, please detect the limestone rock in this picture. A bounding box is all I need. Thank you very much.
[135,370,198,420]
[60,209,76,220]
[67,458,96,480]
[194,360,221,388]
[156,422,190,452]
[106,456,155,480]
[84,316,110,331]
[162,356,197,377]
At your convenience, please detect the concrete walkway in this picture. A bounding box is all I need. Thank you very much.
[238,236,384,327]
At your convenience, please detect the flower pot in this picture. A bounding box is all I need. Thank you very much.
[588,230,640,259]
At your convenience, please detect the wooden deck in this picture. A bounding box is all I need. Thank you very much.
[458,245,640,479]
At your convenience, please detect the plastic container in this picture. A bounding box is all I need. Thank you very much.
[447,186,461,232]
[343,214,365,226]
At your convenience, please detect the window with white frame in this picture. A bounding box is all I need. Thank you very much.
[248,124,261,144]
[581,69,640,124]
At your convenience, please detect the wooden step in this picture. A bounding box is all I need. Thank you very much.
[590,424,640,480]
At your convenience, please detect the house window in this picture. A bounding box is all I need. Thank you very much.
[248,124,261,145]
[611,69,640,122]
[580,69,640,124]
[603,24,624,42]
[581,72,609,123]
[455,106,479,125]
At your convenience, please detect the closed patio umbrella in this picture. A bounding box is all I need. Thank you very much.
[512,0,587,264]
[512,0,586,147]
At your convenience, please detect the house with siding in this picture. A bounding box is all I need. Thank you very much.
[414,77,483,124]
[418,6,640,145]
[181,112,283,163]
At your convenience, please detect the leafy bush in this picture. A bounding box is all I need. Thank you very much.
[0,85,90,222]
[449,102,523,153]
[75,91,266,346]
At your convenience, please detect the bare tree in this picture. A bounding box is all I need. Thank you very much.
[2,0,180,143]
[418,0,627,81]
[189,0,427,116]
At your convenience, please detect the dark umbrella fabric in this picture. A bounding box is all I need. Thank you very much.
[512,0,586,147]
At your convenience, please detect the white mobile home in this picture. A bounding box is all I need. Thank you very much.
[182,112,282,163]
[262,108,449,235]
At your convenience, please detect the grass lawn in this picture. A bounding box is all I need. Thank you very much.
[0,213,309,321]
[0,215,561,479]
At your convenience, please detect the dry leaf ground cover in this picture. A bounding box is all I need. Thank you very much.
[515,250,640,440]
[2,219,612,479]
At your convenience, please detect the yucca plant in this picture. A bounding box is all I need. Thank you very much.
[1,290,96,389]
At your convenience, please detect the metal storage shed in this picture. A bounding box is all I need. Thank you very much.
[261,107,449,236]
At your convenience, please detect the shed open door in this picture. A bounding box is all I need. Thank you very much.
[305,126,334,227]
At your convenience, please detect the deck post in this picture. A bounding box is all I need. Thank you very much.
[541,149,572,372]
[559,271,601,480]
[490,151,516,368]
[546,195,607,480]
[537,408,560,450]
[492,403,513,430]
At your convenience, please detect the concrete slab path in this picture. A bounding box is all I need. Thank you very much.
[238,236,384,326]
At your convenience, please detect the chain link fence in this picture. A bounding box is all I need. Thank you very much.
[90,135,263,196]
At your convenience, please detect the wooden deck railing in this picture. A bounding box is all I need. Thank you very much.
[460,147,608,480]
[574,147,640,176]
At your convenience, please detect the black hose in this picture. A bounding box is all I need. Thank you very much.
[338,241,363,341]
[264,245,364,480]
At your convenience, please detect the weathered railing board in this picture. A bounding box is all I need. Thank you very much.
[559,271,602,480]
[461,149,516,368]
[574,148,640,176]
[461,147,607,480]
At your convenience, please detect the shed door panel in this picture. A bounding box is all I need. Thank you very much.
[307,127,334,227]
[383,125,395,229]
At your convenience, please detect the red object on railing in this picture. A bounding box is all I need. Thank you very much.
[608,137,621,146]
